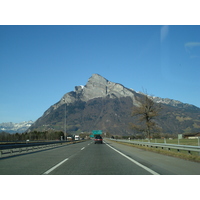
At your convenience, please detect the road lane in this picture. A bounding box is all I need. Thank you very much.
[49,140,153,175]
[105,141,159,175]
[0,140,91,175]
[1,138,200,175]
[105,139,200,175]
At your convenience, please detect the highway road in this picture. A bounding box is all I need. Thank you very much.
[0,138,200,175]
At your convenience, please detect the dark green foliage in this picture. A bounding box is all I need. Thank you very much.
[0,130,64,141]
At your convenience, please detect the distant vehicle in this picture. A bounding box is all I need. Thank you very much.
[67,137,73,141]
[74,135,80,141]
[94,135,103,144]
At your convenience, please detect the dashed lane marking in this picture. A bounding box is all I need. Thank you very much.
[43,142,91,175]
[43,158,69,175]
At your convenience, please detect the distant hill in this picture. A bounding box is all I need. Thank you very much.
[27,74,200,135]
[0,121,34,134]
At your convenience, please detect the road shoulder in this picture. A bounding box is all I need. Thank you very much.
[105,139,200,175]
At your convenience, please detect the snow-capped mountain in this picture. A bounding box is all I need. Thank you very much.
[0,120,34,133]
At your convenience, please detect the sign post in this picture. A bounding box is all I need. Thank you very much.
[178,134,183,145]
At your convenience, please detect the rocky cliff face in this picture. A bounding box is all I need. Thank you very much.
[28,74,200,135]
[65,74,141,104]
[81,74,139,102]
[42,74,142,117]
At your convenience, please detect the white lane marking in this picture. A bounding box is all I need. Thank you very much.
[104,142,160,175]
[43,158,69,175]
[43,142,90,175]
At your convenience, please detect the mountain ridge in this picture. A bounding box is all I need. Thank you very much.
[0,121,34,134]
[44,74,198,117]
[28,74,200,135]
[41,74,143,118]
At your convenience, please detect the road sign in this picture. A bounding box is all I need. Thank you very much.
[178,134,183,139]
[92,130,102,135]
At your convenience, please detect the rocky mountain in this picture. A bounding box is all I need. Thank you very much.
[0,120,34,134]
[28,74,200,135]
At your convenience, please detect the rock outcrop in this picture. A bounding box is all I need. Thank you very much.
[43,74,142,117]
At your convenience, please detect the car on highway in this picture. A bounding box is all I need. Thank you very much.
[94,135,103,144]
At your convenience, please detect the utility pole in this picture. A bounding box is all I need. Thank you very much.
[63,98,67,140]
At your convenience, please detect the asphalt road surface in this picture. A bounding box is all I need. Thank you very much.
[0,139,200,175]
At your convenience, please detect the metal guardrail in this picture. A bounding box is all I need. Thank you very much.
[111,139,200,155]
[0,140,84,158]
[0,140,69,150]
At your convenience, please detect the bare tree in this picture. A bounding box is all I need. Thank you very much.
[130,93,162,140]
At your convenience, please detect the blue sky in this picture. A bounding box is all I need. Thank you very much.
[0,25,200,123]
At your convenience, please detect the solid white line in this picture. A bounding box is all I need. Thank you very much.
[105,142,160,175]
[43,158,69,175]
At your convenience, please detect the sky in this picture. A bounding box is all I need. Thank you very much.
[0,25,200,123]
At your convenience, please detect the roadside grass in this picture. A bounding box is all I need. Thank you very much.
[111,140,200,163]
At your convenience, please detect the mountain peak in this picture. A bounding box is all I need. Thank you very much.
[28,74,200,135]
[90,73,105,79]
[90,73,103,78]
[83,74,109,101]
[54,74,139,111]
[87,74,108,85]
[82,74,141,105]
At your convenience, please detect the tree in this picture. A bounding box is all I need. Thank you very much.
[130,93,162,139]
